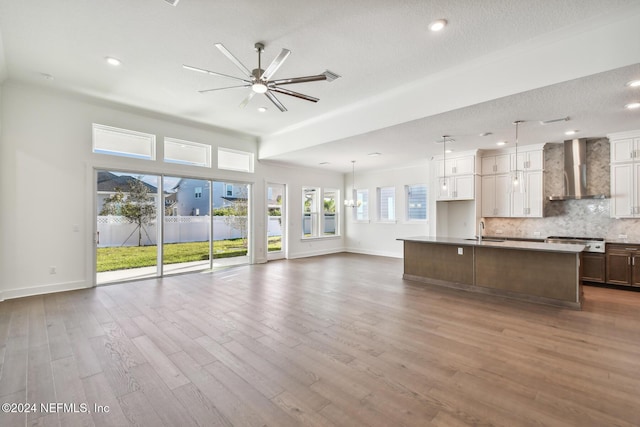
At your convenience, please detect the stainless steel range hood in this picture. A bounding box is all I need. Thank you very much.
[548,139,607,201]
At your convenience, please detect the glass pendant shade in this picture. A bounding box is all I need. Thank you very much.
[344,160,362,208]
[510,121,526,194]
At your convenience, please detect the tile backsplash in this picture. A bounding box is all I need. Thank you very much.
[484,138,640,241]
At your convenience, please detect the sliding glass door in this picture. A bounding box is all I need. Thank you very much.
[96,170,160,284]
[162,177,212,275]
[267,183,285,260]
[96,170,251,284]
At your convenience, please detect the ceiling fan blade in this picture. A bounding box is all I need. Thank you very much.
[260,48,291,81]
[265,91,287,112]
[214,43,253,79]
[239,91,256,108]
[183,64,251,84]
[270,74,328,86]
[198,84,250,94]
[270,87,319,103]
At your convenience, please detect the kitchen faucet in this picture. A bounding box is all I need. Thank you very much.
[479,220,485,243]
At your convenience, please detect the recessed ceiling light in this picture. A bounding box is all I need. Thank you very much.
[105,57,121,66]
[429,19,447,32]
[257,107,267,113]
[368,152,382,156]
[565,130,579,136]
[625,102,640,110]
[479,132,492,137]
[626,80,640,88]
[319,161,330,165]
[496,141,507,146]
[445,149,453,154]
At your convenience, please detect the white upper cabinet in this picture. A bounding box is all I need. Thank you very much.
[438,155,475,177]
[510,170,543,217]
[611,138,640,163]
[481,174,510,217]
[481,154,510,175]
[480,145,544,218]
[438,175,475,201]
[609,132,640,218]
[512,150,543,171]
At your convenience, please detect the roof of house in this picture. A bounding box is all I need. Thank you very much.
[97,171,158,193]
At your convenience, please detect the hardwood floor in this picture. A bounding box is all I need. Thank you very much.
[1,252,639,426]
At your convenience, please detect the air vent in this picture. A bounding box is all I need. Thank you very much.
[323,70,341,82]
[539,116,569,125]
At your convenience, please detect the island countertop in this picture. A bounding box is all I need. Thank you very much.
[397,236,585,253]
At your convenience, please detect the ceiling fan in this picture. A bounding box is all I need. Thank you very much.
[183,42,340,112]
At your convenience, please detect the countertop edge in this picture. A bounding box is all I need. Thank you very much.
[397,236,585,253]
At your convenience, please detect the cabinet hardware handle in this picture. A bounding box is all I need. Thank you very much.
[629,257,631,265]
[625,248,638,251]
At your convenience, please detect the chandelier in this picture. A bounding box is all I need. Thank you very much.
[344,160,362,208]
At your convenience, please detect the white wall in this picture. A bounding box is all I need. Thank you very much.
[344,164,431,258]
[0,81,344,301]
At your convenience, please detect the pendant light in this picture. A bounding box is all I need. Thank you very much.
[441,135,449,192]
[510,120,526,193]
[344,160,362,208]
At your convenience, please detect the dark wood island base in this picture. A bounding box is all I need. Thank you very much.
[400,237,584,309]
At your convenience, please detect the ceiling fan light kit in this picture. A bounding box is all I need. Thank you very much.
[184,41,340,112]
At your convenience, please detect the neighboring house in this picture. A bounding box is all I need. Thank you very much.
[96,171,159,214]
[168,179,247,216]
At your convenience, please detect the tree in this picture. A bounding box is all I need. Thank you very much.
[223,185,248,248]
[100,178,157,246]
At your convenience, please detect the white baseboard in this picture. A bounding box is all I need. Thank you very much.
[287,247,346,259]
[345,247,403,258]
[1,280,92,301]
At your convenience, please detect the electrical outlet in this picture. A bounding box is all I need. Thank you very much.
[457,247,464,255]
[619,234,628,239]
[496,229,504,234]
[533,231,541,237]
[49,266,57,274]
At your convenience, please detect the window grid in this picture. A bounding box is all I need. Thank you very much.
[406,184,427,220]
[377,186,396,221]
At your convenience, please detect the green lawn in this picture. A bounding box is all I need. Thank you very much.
[97,237,282,272]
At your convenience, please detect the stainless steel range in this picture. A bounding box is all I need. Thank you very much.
[545,236,605,253]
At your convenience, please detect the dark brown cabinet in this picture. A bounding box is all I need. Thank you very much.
[605,244,640,287]
[581,253,605,283]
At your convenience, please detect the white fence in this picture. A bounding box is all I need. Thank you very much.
[97,215,283,247]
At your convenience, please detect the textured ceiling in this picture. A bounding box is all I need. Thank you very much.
[0,0,639,172]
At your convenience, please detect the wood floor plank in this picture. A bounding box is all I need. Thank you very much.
[130,335,189,390]
[172,382,232,427]
[204,361,300,427]
[50,356,95,427]
[26,344,56,425]
[168,351,266,427]
[117,390,165,427]
[196,334,283,399]
[130,362,199,427]
[81,372,130,427]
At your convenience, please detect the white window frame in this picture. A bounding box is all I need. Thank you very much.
[218,147,255,173]
[92,123,156,160]
[322,188,340,237]
[164,137,211,168]
[302,187,341,239]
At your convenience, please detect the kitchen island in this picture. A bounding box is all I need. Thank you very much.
[399,236,585,309]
